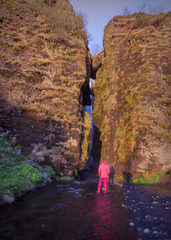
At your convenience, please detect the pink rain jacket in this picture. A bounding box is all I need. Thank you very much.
[98,163,109,179]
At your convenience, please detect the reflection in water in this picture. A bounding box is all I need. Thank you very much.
[92,195,113,240]
[0,181,137,240]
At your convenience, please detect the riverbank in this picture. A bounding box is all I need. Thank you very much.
[123,183,171,240]
[0,169,171,239]
[0,136,59,206]
[0,176,137,240]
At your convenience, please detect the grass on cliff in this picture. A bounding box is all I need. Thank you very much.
[0,136,59,204]
[27,0,88,43]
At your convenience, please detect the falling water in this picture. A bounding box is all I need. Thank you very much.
[84,78,96,170]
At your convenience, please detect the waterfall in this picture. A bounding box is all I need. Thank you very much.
[84,78,95,169]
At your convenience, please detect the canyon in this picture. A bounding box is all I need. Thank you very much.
[0,0,171,186]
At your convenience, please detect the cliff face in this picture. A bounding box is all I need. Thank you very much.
[0,0,90,177]
[92,12,171,181]
[1,1,170,181]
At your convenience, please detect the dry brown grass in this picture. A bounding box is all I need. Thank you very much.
[27,0,88,43]
[43,92,59,99]
[14,43,28,52]
[33,58,52,66]
[138,119,150,126]
[138,113,157,120]
[158,98,171,104]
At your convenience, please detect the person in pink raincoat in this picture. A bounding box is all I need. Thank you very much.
[97,159,109,194]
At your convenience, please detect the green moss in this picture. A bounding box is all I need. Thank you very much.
[0,165,39,197]
[133,173,162,183]
[0,136,59,202]
[1,150,27,163]
[38,165,59,181]
[15,145,22,150]
[0,163,59,199]
[0,136,11,148]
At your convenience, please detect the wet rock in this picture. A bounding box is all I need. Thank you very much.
[152,201,158,205]
[35,151,45,162]
[153,231,159,235]
[145,215,152,221]
[121,204,127,208]
[130,222,134,227]
[60,176,75,181]
[73,180,80,185]
[137,227,142,233]
[0,194,15,206]
[0,127,5,133]
[143,228,150,234]
[0,130,10,138]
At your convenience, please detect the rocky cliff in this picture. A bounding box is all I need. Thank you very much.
[0,0,91,177]
[92,12,171,181]
[1,0,170,183]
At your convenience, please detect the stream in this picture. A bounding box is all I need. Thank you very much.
[0,172,137,240]
[1,81,170,240]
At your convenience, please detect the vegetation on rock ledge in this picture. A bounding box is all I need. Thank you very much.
[0,136,59,206]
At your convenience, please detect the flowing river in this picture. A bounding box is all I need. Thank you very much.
[0,171,137,240]
[0,80,171,240]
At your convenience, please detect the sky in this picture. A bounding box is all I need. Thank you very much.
[69,0,171,55]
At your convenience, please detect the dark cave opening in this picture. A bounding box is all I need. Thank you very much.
[90,59,102,80]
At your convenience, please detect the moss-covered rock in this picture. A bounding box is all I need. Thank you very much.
[92,12,171,181]
[0,136,59,206]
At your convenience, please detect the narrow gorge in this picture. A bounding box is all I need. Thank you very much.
[0,0,171,206]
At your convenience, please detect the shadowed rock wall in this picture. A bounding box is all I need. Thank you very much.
[0,0,90,177]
